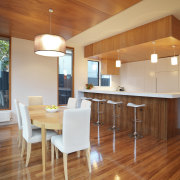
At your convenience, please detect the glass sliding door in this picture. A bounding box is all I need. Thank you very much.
[0,37,10,109]
[58,48,74,105]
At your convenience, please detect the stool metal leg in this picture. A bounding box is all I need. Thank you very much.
[109,104,119,131]
[94,101,103,126]
[129,107,143,139]
[112,104,116,129]
[134,107,137,136]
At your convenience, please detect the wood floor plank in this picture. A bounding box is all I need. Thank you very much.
[0,124,180,180]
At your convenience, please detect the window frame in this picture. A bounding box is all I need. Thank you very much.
[0,36,11,110]
[57,46,74,105]
[88,59,111,87]
[88,60,100,86]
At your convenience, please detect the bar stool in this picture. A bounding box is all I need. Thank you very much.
[107,100,123,131]
[92,98,106,125]
[81,97,92,100]
[79,97,92,108]
[127,103,145,139]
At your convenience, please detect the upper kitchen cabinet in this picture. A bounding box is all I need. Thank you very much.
[101,59,120,75]
[84,15,180,64]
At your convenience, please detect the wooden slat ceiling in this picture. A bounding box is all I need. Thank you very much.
[0,0,141,40]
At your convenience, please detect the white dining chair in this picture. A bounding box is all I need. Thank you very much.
[14,99,40,148]
[80,100,91,109]
[51,108,91,180]
[61,97,77,109]
[19,102,57,167]
[28,96,43,106]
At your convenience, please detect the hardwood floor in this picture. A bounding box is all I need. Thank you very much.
[0,124,180,180]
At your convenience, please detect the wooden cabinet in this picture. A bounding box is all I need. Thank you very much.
[101,59,120,75]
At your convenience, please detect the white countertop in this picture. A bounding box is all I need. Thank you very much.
[79,89,180,99]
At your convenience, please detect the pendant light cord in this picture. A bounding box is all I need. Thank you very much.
[173,45,176,57]
[117,50,120,60]
[50,12,51,34]
[152,41,155,54]
[49,9,53,34]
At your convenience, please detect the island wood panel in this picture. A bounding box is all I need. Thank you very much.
[85,92,177,140]
[167,99,178,138]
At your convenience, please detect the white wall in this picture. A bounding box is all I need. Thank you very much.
[120,56,180,93]
[7,37,58,124]
[66,42,119,96]
[4,37,180,126]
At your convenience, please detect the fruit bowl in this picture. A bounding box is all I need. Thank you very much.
[45,105,59,113]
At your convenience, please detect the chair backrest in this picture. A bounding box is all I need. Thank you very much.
[28,96,43,106]
[80,100,91,109]
[62,108,91,154]
[67,97,77,108]
[19,102,32,142]
[14,99,22,130]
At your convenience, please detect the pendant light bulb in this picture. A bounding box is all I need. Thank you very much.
[151,53,158,63]
[151,41,158,63]
[116,60,121,67]
[171,56,178,65]
[116,50,121,67]
[171,45,178,65]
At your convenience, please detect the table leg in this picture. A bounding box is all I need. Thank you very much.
[41,125,46,172]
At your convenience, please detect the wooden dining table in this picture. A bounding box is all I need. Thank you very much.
[28,105,66,172]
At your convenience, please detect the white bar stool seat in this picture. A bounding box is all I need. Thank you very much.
[127,103,145,108]
[92,98,106,125]
[81,97,92,100]
[127,102,145,139]
[107,100,123,130]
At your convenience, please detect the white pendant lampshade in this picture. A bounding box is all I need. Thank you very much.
[34,9,66,57]
[34,34,66,57]
[171,46,178,65]
[151,41,158,63]
[171,56,178,65]
[116,60,121,67]
[116,50,121,67]
[151,53,158,63]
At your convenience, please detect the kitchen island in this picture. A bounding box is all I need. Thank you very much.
[78,90,180,140]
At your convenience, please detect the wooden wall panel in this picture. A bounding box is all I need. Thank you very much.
[84,15,180,63]
[172,16,180,40]
[85,92,178,140]
[84,16,173,57]
[167,99,178,138]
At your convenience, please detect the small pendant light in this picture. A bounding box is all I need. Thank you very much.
[171,45,178,65]
[151,41,158,63]
[34,9,66,57]
[116,50,121,67]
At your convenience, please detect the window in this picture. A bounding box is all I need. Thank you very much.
[0,37,10,109]
[88,60,110,86]
[88,60,99,86]
[58,48,74,105]
[101,75,110,86]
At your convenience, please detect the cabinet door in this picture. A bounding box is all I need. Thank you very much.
[156,71,179,93]
[101,59,120,75]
